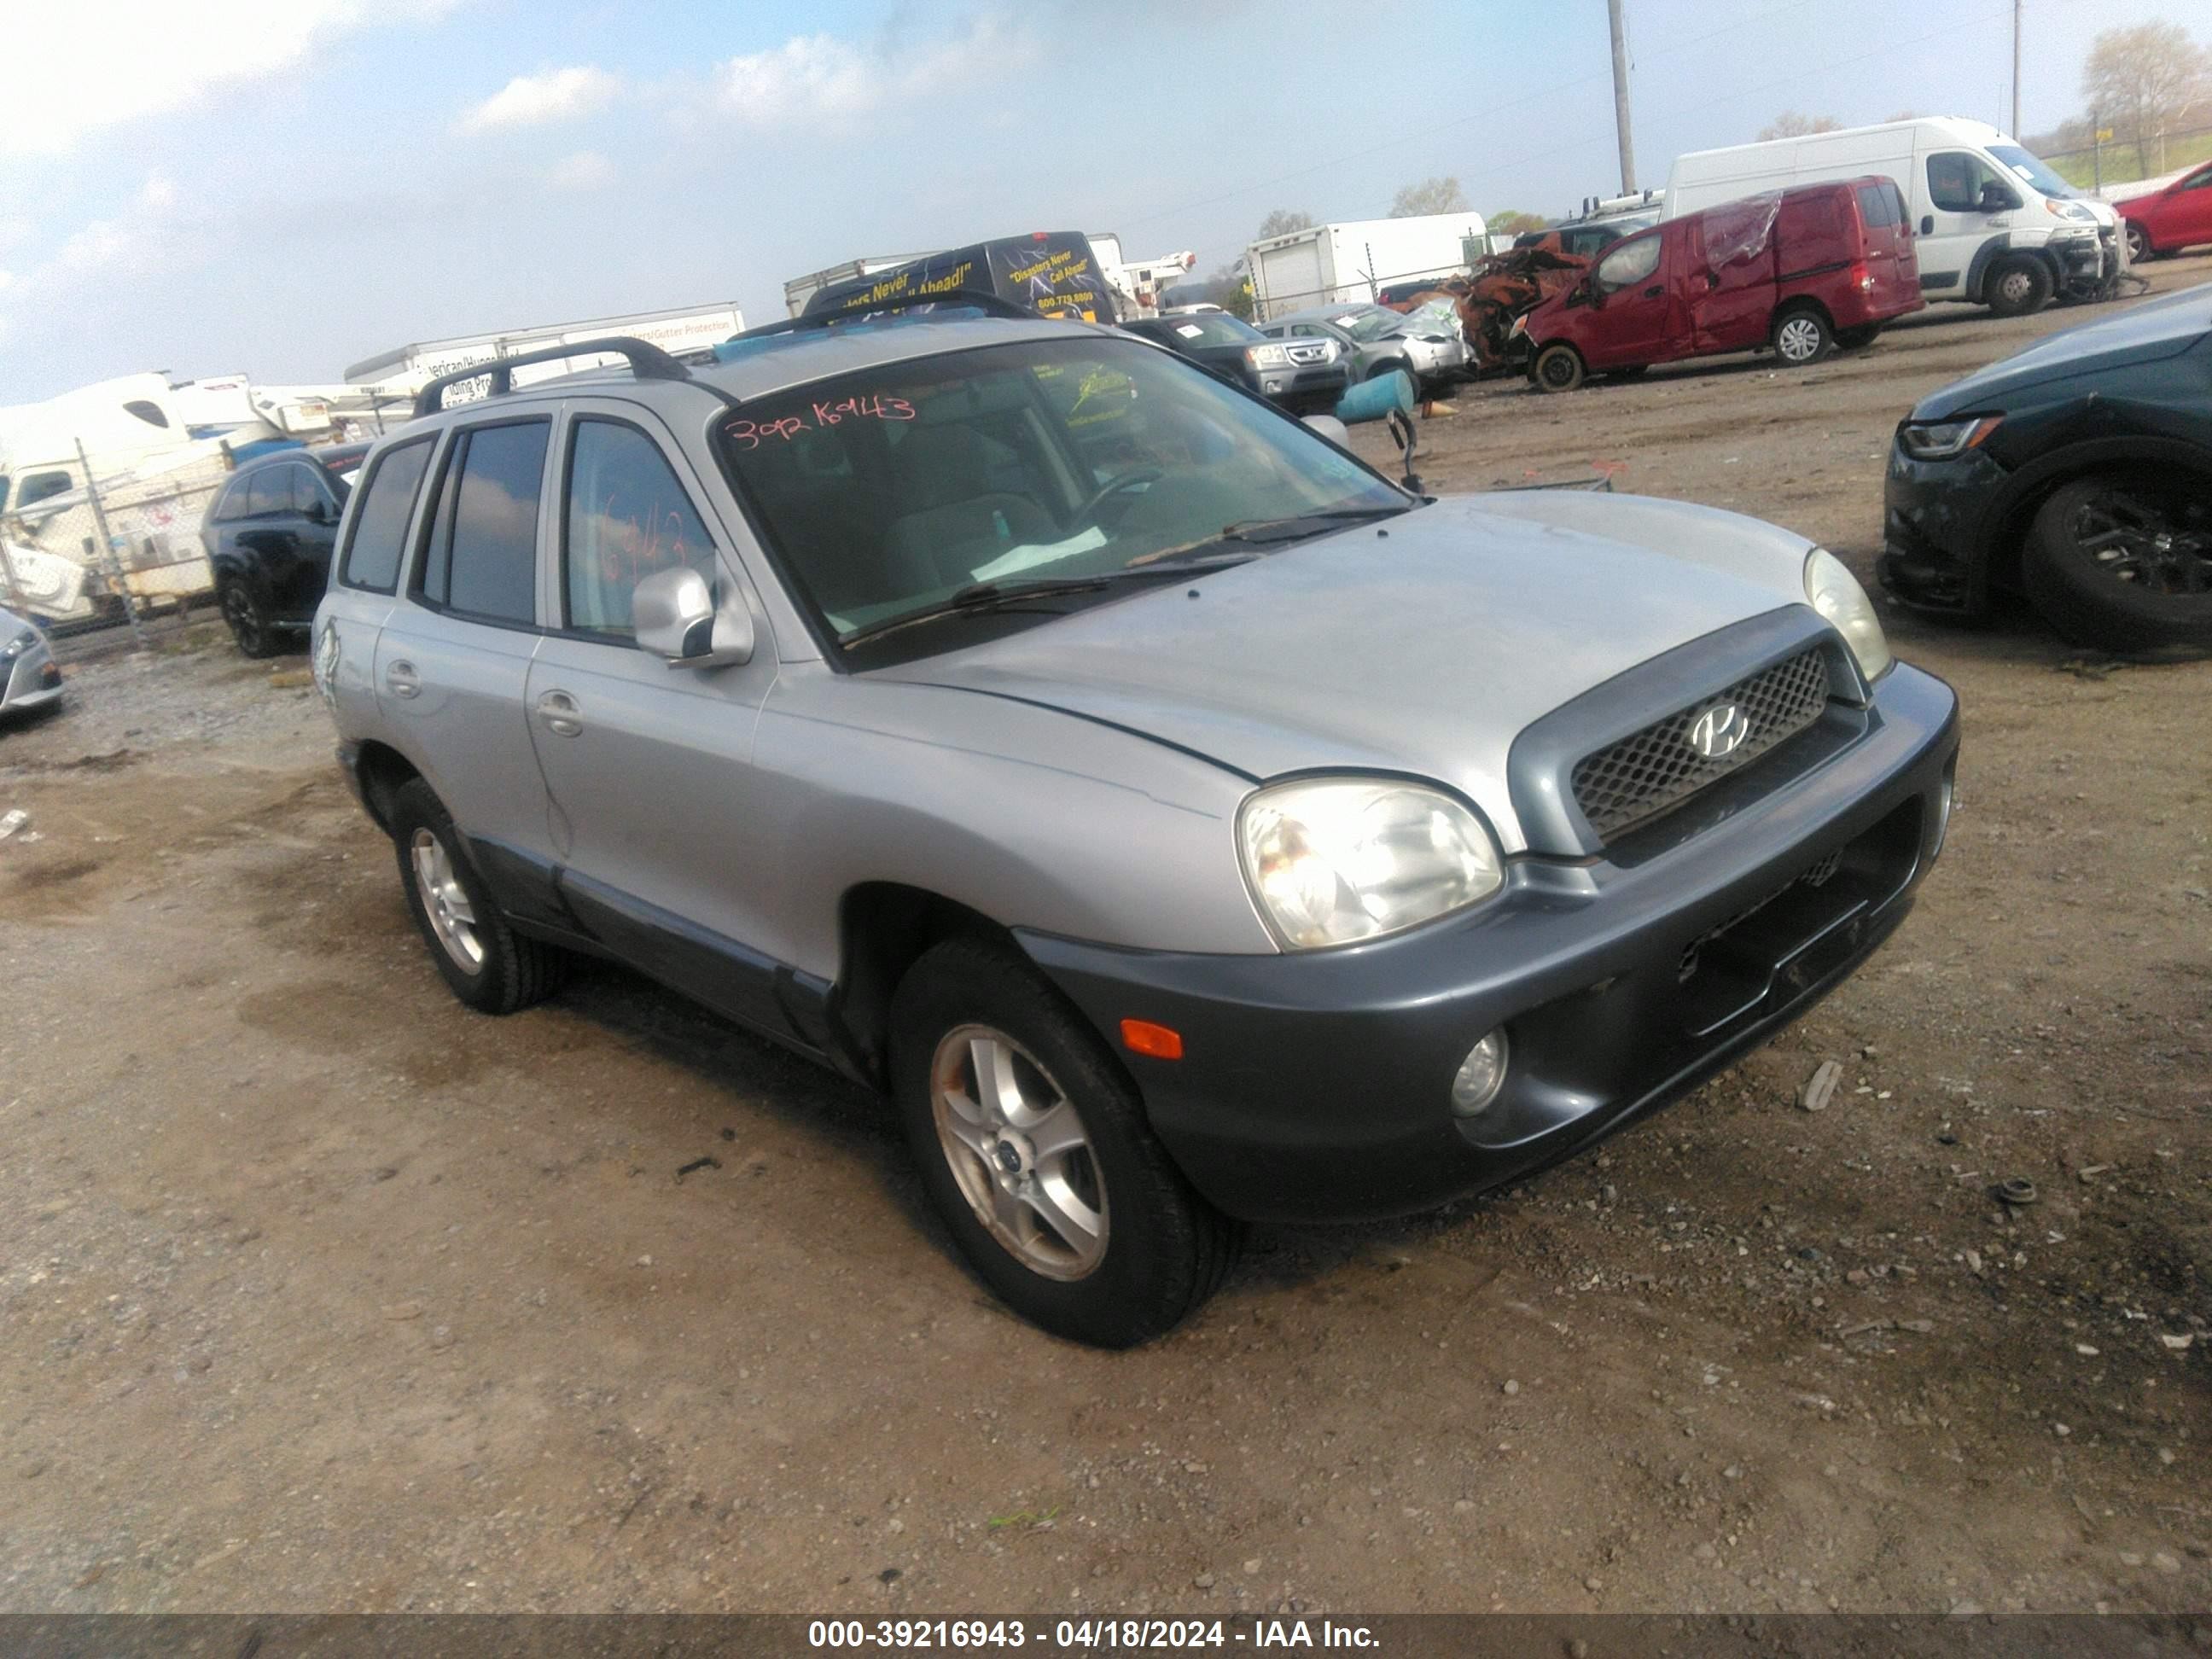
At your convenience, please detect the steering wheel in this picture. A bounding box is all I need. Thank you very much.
[1074,467,1164,525]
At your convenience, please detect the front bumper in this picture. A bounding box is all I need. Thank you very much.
[0,639,63,713]
[1260,365,1351,414]
[1878,437,2011,612]
[1021,662,1959,1224]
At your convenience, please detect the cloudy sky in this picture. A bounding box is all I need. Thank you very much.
[0,0,2189,402]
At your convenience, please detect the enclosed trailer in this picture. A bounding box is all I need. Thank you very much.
[1246,212,1488,322]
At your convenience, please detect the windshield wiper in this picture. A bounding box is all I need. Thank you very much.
[839,567,1215,649]
[1214,504,1417,544]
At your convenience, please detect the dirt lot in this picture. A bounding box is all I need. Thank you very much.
[3,262,2207,1619]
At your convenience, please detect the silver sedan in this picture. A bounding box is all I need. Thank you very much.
[0,605,63,718]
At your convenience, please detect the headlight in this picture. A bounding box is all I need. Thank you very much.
[2,629,36,661]
[1244,343,1290,369]
[1508,315,1528,339]
[1804,548,1892,683]
[1897,414,2001,460]
[1238,777,1504,949]
[2046,199,2094,222]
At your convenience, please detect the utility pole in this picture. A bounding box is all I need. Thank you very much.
[1609,0,1638,195]
[2011,0,2022,136]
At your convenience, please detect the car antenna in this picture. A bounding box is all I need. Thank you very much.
[1386,407,1425,497]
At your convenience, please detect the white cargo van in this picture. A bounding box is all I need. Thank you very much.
[1664,117,2122,317]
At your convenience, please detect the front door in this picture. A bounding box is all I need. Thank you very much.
[2158,161,2212,249]
[521,404,785,1036]
[1579,225,1685,368]
[1918,148,2017,293]
[371,417,559,905]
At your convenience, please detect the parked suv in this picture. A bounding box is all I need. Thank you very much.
[201,444,370,656]
[1259,303,1468,395]
[1119,311,1349,414]
[315,314,1958,1347]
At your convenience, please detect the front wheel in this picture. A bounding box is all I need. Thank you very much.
[2021,475,2212,655]
[889,939,1240,1347]
[1772,307,1834,365]
[2124,222,2152,265]
[1531,343,1586,393]
[1984,255,2054,318]
[219,579,279,659]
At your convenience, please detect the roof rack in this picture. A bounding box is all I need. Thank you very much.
[410,335,692,418]
[725,288,1041,346]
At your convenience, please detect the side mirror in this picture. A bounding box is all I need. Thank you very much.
[1978,183,2019,213]
[306,498,335,525]
[1301,414,1350,445]
[633,565,755,668]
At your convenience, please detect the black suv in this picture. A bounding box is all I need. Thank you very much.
[200,445,369,655]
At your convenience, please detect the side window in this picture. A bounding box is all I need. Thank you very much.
[1927,151,2002,213]
[17,470,74,509]
[240,472,278,516]
[338,436,434,594]
[213,477,250,522]
[2182,165,2212,192]
[420,421,548,626]
[1856,183,1900,227]
[1594,233,1662,292]
[290,466,332,516]
[562,420,719,638]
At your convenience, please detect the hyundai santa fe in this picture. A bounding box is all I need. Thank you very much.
[312,306,1959,1347]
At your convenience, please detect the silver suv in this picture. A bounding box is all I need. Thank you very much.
[314,310,1958,1347]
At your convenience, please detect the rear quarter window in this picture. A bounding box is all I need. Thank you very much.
[338,437,434,594]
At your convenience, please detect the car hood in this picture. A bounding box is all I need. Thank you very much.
[880,492,1815,853]
[1913,282,2212,416]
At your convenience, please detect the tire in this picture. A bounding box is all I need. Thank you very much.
[388,778,568,1014]
[888,938,1241,1348]
[1531,342,1586,393]
[2124,222,2152,266]
[219,578,279,659]
[1771,306,1834,366]
[1835,323,1883,351]
[1984,255,2053,318]
[2021,474,2212,655]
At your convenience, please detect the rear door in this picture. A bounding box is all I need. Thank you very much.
[370,417,562,904]
[1854,179,1916,310]
[230,465,308,615]
[1579,225,1685,368]
[1687,202,1778,354]
[522,401,785,1033]
[276,462,343,621]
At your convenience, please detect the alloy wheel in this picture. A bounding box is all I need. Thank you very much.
[222,585,263,654]
[410,828,485,974]
[930,1023,1109,1280]
[2064,486,2212,596]
[1776,317,1824,363]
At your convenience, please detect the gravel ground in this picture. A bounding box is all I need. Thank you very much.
[0,264,2205,1619]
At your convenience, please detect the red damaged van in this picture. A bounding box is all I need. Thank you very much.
[1518,177,1922,392]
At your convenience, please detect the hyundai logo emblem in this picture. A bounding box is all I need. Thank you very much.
[1687,702,1749,760]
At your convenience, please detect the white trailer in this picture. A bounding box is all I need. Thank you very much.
[1246,212,1488,321]
[343,302,748,399]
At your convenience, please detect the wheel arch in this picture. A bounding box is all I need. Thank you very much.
[1981,436,2212,598]
[832,881,1026,1087]
[1771,294,1838,333]
[351,738,423,834]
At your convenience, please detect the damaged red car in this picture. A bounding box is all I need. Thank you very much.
[1517,178,1924,392]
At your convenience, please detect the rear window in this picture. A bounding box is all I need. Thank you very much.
[1856,183,1900,227]
[339,437,434,594]
[418,420,548,626]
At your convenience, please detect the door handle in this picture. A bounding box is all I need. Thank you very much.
[1643,285,1664,299]
[383,661,421,699]
[535,690,583,737]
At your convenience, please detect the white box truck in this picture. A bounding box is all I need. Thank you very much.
[1246,212,1488,322]
[1663,117,2122,316]
[343,302,748,398]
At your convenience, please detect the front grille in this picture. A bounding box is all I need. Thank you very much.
[1284,342,1331,365]
[1571,648,1831,843]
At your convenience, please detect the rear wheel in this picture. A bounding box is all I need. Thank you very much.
[1771,306,1834,366]
[1984,255,2053,318]
[389,778,568,1014]
[1531,343,1586,393]
[2021,474,2212,654]
[219,579,279,659]
[889,939,1240,1347]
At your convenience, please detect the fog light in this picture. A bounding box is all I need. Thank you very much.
[1450,1028,1509,1118]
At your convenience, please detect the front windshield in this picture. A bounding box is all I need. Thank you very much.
[716,336,1404,651]
[1332,308,1405,342]
[1988,143,2078,200]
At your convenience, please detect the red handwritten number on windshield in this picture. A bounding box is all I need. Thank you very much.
[726,395,915,451]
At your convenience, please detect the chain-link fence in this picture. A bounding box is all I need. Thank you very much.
[1,445,229,644]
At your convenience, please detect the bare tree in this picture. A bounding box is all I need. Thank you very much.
[1884,109,1918,123]
[1254,208,1317,241]
[1486,209,1549,236]
[2081,22,2211,174]
[1757,112,1843,141]
[1388,176,1472,217]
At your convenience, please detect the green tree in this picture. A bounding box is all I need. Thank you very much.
[1487,209,1549,236]
[1388,176,1471,217]
[2082,22,2211,174]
